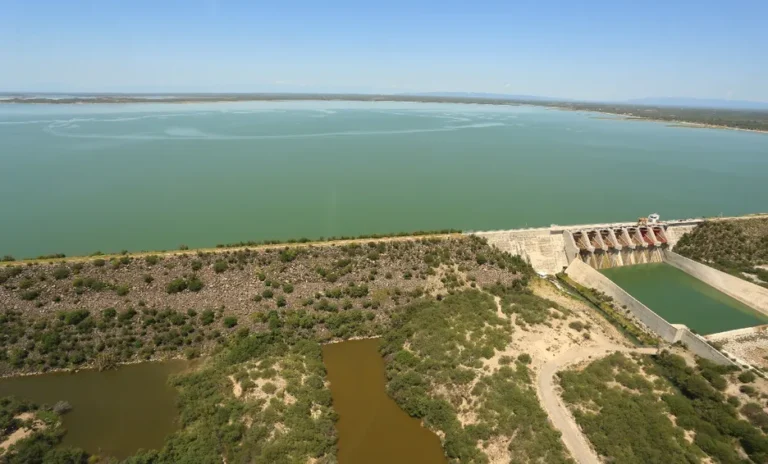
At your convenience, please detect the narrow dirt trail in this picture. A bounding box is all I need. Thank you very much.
[536,345,658,464]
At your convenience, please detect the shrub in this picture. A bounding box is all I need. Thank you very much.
[223,316,238,328]
[166,278,188,294]
[118,308,137,322]
[52,266,71,280]
[262,382,278,394]
[517,353,532,364]
[279,248,298,263]
[276,296,287,308]
[143,274,154,284]
[739,371,757,383]
[145,255,160,265]
[214,260,228,273]
[568,321,584,331]
[61,309,89,325]
[1,255,15,262]
[742,403,768,432]
[740,385,757,397]
[262,289,274,299]
[21,289,40,301]
[282,283,294,293]
[201,309,215,325]
[188,276,204,292]
[191,260,203,271]
[345,283,369,298]
[102,308,117,319]
[115,285,130,296]
[92,258,105,267]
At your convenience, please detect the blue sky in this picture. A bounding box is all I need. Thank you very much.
[1,0,766,101]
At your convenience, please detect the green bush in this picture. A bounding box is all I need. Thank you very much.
[115,285,130,296]
[568,321,584,331]
[166,278,188,294]
[262,289,274,299]
[262,382,278,394]
[276,296,287,308]
[213,260,228,273]
[102,308,117,319]
[282,283,294,293]
[223,316,238,328]
[279,248,298,262]
[191,260,203,271]
[188,276,204,292]
[92,258,105,267]
[60,309,90,325]
[145,255,160,265]
[52,266,71,280]
[20,289,40,301]
[201,309,215,325]
[738,370,757,383]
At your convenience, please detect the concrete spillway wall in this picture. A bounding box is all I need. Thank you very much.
[474,218,701,275]
[663,251,768,318]
[564,259,734,365]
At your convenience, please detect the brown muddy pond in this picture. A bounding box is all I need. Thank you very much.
[322,338,446,464]
[0,360,194,459]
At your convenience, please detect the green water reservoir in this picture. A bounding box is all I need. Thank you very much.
[602,263,768,335]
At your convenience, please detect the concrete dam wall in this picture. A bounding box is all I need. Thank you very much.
[664,250,768,318]
[476,214,768,367]
[564,260,734,365]
[474,218,699,275]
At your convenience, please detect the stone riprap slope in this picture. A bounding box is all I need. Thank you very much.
[0,236,527,375]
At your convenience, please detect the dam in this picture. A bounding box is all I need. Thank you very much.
[474,214,768,366]
[474,215,700,275]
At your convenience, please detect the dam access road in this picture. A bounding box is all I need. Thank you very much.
[537,345,659,464]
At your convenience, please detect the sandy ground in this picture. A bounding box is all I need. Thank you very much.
[0,412,45,453]
[456,279,643,463]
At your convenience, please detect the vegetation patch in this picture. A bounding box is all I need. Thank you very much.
[381,290,572,463]
[556,274,659,346]
[0,396,86,463]
[127,334,337,464]
[675,218,768,288]
[560,350,768,464]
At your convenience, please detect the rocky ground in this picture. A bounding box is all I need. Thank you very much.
[0,235,528,376]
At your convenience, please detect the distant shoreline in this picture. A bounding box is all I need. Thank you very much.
[2,93,768,133]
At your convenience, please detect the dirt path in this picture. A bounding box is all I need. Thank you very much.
[537,345,658,464]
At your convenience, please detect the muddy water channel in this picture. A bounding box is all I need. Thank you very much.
[0,360,193,459]
[322,338,445,464]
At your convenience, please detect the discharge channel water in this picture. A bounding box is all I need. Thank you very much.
[602,263,768,335]
[322,338,445,464]
[0,360,192,459]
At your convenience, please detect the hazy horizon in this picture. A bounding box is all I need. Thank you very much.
[2,0,766,103]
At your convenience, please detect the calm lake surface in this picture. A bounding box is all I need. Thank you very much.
[322,338,445,464]
[0,360,191,458]
[602,263,768,334]
[1,101,767,258]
